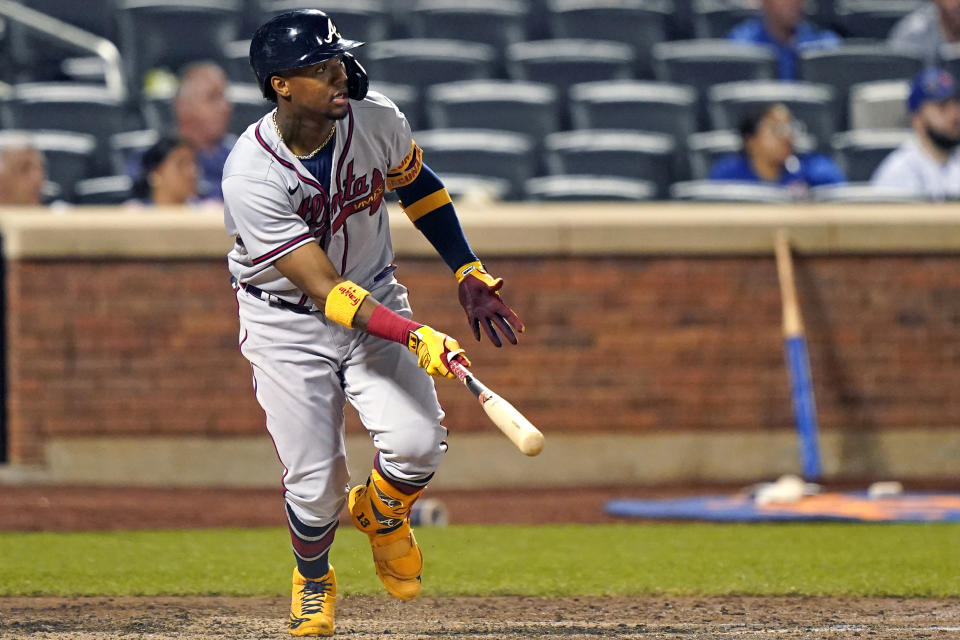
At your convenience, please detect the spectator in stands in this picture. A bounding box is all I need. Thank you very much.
[888,0,960,66]
[173,62,234,200]
[871,67,960,200]
[127,63,234,200]
[709,103,846,196]
[130,136,200,206]
[0,144,46,206]
[727,0,841,80]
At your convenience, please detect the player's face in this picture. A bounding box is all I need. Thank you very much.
[151,144,198,204]
[0,148,45,205]
[282,58,350,120]
[748,105,796,166]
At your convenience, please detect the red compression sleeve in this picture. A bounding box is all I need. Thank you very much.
[366,304,422,345]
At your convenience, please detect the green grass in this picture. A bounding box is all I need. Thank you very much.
[0,523,957,598]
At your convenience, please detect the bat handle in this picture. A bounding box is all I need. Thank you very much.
[448,357,491,402]
[448,356,471,384]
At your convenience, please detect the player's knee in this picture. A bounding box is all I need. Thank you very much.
[383,424,447,468]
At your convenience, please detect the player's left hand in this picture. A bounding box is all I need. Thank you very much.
[456,261,525,347]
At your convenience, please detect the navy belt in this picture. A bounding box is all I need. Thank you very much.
[231,265,397,315]
[231,277,316,314]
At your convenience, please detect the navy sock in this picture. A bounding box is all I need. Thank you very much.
[286,502,337,579]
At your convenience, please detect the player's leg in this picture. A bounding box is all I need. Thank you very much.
[238,296,347,635]
[341,278,447,601]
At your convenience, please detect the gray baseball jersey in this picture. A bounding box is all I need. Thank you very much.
[224,90,421,300]
[223,93,446,530]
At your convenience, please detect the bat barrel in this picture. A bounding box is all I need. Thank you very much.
[517,429,546,457]
[449,359,545,457]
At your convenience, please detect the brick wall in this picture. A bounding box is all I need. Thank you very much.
[6,255,959,464]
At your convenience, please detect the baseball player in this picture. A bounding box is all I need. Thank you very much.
[223,10,524,637]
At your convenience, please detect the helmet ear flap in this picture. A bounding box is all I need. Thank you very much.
[343,52,368,101]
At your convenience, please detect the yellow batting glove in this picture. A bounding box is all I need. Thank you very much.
[407,325,470,379]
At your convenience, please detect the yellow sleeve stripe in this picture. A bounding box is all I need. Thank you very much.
[387,140,417,177]
[385,144,423,191]
[402,188,452,222]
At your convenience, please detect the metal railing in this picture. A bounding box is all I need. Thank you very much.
[0,0,126,99]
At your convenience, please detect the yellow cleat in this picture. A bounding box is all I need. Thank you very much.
[288,566,336,637]
[348,469,424,601]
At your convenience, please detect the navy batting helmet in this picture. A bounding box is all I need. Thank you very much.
[249,9,368,103]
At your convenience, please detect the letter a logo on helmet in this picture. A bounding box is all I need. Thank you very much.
[321,17,338,44]
[249,9,368,102]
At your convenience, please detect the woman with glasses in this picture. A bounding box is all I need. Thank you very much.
[708,103,845,198]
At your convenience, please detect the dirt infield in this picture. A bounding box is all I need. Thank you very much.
[2,595,958,639]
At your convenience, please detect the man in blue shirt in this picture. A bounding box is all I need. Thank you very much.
[728,0,842,80]
[709,103,846,197]
[128,62,236,201]
[170,62,235,200]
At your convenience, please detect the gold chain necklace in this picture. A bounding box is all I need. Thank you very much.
[273,112,336,160]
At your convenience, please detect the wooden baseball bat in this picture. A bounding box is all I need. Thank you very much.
[774,229,823,481]
[448,359,545,456]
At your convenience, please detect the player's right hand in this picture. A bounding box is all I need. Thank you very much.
[456,261,525,348]
[407,325,470,379]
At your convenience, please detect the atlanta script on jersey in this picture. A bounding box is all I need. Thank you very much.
[223,91,422,305]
